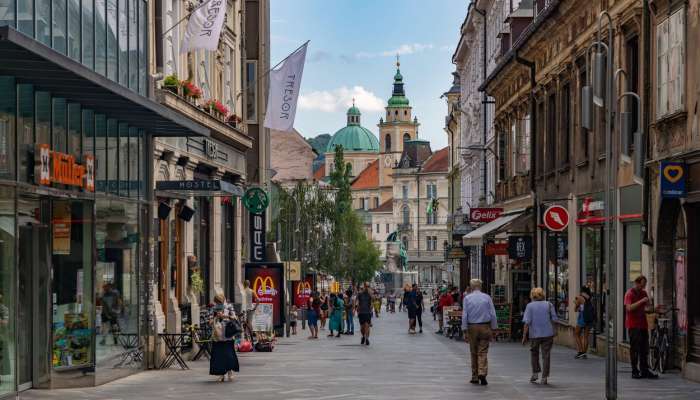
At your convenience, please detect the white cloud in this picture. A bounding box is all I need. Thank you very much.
[299,86,384,113]
[355,43,434,59]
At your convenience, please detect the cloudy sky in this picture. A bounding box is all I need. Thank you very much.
[270,0,467,149]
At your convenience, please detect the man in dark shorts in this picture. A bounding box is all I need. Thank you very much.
[356,282,373,346]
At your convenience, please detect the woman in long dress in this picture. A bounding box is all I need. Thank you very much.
[209,293,240,382]
[328,293,343,338]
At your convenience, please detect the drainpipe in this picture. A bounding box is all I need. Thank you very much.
[641,0,652,245]
[474,7,488,205]
[514,52,538,285]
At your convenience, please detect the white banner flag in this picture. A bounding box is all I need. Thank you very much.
[180,0,227,53]
[263,43,308,131]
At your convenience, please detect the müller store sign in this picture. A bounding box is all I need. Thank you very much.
[34,144,95,191]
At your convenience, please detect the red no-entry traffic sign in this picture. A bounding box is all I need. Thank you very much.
[543,205,569,232]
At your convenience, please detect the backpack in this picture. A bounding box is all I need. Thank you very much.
[583,299,595,324]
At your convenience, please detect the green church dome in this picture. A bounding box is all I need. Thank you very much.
[326,104,379,153]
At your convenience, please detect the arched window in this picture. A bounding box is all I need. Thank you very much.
[394,110,398,116]
[347,162,353,176]
[402,205,410,225]
[403,133,410,142]
[385,134,392,152]
[402,236,409,250]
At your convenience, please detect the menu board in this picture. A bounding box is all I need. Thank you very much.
[494,303,512,338]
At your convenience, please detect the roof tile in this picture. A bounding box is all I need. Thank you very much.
[351,160,379,189]
[421,147,449,173]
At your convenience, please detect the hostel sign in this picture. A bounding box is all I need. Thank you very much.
[35,144,95,191]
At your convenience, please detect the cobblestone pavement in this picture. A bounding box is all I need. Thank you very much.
[21,310,700,400]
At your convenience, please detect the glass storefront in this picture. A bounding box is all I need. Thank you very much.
[0,77,147,391]
[0,187,15,394]
[581,225,605,332]
[0,0,148,95]
[546,232,569,320]
[95,199,139,367]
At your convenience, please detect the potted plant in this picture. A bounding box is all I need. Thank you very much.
[181,81,202,102]
[204,99,229,120]
[226,114,242,127]
[163,74,180,94]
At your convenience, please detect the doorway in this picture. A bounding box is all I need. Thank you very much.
[17,196,51,390]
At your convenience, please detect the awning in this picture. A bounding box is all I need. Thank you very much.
[155,180,244,197]
[463,212,523,246]
[0,27,209,137]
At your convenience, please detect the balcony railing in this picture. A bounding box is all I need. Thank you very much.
[397,223,412,231]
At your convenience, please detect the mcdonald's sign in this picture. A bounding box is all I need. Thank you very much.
[293,275,314,308]
[245,263,284,329]
[253,276,278,298]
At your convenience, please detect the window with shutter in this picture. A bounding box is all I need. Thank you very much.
[657,18,668,118]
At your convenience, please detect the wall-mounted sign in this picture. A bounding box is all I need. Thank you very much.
[293,274,314,308]
[249,211,266,262]
[243,187,269,214]
[660,161,686,198]
[485,242,508,256]
[543,205,569,231]
[35,144,95,191]
[469,207,503,223]
[508,236,532,261]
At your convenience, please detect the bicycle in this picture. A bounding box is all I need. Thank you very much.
[648,307,677,373]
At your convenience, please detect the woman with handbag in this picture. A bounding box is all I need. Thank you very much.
[209,293,240,382]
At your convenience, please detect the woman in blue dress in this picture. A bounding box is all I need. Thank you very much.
[328,293,343,338]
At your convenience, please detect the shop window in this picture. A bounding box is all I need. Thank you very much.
[52,200,94,369]
[67,0,80,60]
[246,61,257,122]
[36,0,51,46]
[95,199,140,367]
[623,222,642,340]
[118,123,129,196]
[18,84,35,183]
[107,0,118,81]
[139,0,147,95]
[581,225,605,332]
[96,0,107,76]
[106,119,119,195]
[0,77,16,180]
[546,233,569,320]
[82,110,95,163]
[82,0,95,69]
[36,92,51,147]
[18,0,33,36]
[68,103,82,159]
[118,0,128,86]
[95,114,108,192]
[52,98,67,154]
[128,127,139,197]
[52,0,67,54]
[0,186,15,395]
[128,0,138,90]
[193,197,211,305]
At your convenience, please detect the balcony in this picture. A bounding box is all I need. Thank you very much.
[397,223,413,232]
[496,173,530,202]
[156,88,252,151]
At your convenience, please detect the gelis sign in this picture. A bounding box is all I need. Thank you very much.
[660,161,686,198]
[469,207,503,223]
[35,144,95,191]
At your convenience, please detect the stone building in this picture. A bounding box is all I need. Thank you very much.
[270,129,317,188]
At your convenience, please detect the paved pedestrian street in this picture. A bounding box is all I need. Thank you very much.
[21,311,700,400]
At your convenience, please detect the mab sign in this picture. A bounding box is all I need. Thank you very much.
[469,208,503,223]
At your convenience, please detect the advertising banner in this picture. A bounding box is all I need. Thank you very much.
[293,274,314,308]
[244,262,284,330]
[508,236,532,261]
[660,161,686,198]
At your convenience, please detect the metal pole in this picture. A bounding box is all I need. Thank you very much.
[598,11,617,400]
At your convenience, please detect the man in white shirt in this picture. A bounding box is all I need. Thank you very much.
[461,279,498,386]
